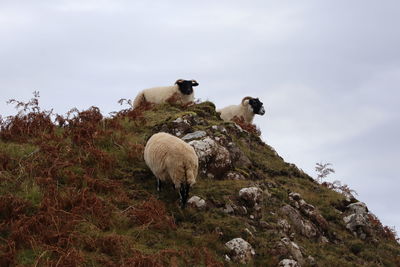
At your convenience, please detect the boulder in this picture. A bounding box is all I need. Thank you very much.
[278,219,291,234]
[280,205,318,239]
[187,196,206,210]
[234,205,248,216]
[189,137,232,178]
[170,116,193,136]
[343,202,371,239]
[224,171,246,180]
[289,192,329,233]
[226,142,252,168]
[208,145,232,177]
[278,259,300,267]
[347,202,368,215]
[189,137,216,163]
[280,238,304,265]
[181,130,207,141]
[225,238,255,264]
[223,203,235,214]
[239,187,263,208]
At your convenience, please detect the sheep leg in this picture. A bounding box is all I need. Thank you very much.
[178,187,185,209]
[157,178,162,192]
[179,183,190,209]
[156,172,168,192]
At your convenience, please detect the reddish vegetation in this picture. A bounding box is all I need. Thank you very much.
[368,214,398,242]
[232,116,261,136]
[125,197,177,230]
[0,93,221,266]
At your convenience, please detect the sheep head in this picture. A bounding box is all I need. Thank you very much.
[242,96,265,115]
[175,79,199,95]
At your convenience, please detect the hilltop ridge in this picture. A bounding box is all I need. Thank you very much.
[0,95,399,266]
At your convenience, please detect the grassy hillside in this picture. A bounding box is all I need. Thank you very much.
[0,94,399,266]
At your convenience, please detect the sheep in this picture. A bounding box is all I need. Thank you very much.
[144,132,198,208]
[217,96,265,123]
[132,79,199,108]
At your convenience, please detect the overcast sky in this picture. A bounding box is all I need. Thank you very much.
[1,1,399,232]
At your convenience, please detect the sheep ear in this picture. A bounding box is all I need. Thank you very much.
[175,79,184,84]
[192,80,199,87]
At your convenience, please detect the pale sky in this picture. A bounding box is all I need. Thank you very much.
[1,1,399,232]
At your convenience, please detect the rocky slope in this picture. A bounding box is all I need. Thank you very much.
[0,96,399,266]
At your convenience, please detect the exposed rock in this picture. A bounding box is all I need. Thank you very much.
[289,192,329,233]
[223,203,235,214]
[280,237,305,265]
[278,219,292,234]
[319,236,329,243]
[211,125,227,134]
[189,137,216,163]
[224,255,231,262]
[170,115,194,136]
[181,130,207,141]
[187,196,206,210]
[307,255,317,266]
[235,206,248,216]
[347,202,368,215]
[208,145,231,178]
[214,227,224,237]
[280,205,318,239]
[278,259,300,267]
[289,192,302,201]
[226,142,252,168]
[173,117,183,123]
[343,201,371,239]
[244,228,254,238]
[239,187,263,208]
[189,137,232,178]
[225,238,255,264]
[343,213,370,239]
[224,171,246,180]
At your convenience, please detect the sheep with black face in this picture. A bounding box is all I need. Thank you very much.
[132,79,199,108]
[217,96,266,123]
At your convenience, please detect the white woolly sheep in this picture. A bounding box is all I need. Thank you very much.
[144,132,198,208]
[217,96,265,123]
[132,79,199,108]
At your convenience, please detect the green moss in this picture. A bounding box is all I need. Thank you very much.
[0,141,38,159]
[16,249,38,266]
[17,180,42,207]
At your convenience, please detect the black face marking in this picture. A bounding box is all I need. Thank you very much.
[176,79,198,95]
[249,98,265,115]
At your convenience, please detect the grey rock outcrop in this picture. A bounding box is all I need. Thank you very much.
[278,259,300,267]
[181,130,207,141]
[187,196,206,210]
[288,192,329,234]
[279,238,305,265]
[189,137,232,179]
[239,187,263,208]
[280,205,318,239]
[343,201,371,239]
[225,238,255,264]
[224,171,246,180]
